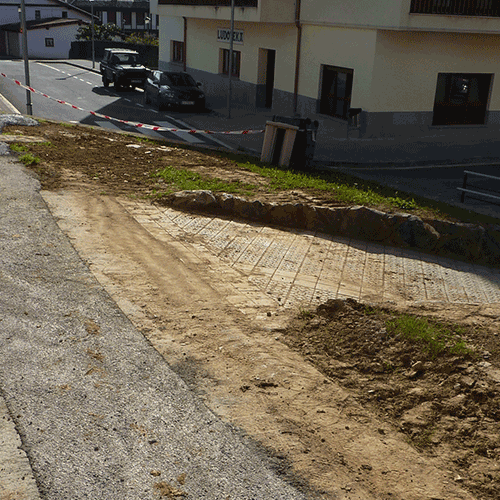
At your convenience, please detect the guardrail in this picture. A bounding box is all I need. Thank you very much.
[458,170,500,204]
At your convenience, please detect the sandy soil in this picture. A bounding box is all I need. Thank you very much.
[4,121,500,500]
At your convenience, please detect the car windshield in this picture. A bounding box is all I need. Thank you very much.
[112,53,139,65]
[160,73,197,87]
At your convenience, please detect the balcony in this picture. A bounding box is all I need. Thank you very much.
[158,0,257,6]
[410,0,500,17]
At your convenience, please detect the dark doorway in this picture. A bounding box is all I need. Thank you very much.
[432,73,492,126]
[320,65,354,119]
[265,49,276,108]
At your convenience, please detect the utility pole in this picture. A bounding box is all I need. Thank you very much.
[227,0,235,119]
[90,0,95,69]
[18,0,32,115]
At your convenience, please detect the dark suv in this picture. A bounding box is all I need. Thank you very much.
[100,48,147,90]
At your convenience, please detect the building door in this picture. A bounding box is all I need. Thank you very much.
[432,73,492,126]
[320,65,353,119]
[256,48,276,108]
[265,49,275,108]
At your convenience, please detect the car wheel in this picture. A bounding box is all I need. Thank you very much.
[102,76,109,88]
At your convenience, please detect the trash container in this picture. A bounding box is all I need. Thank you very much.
[272,115,319,171]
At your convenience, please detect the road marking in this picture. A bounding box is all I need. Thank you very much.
[154,120,204,144]
[162,116,234,150]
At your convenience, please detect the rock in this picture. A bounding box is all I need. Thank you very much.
[400,401,434,430]
[395,215,440,251]
[166,190,218,211]
[161,189,499,266]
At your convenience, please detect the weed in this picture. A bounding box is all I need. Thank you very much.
[299,308,314,320]
[385,314,475,359]
[10,143,28,153]
[19,153,40,166]
[153,165,256,196]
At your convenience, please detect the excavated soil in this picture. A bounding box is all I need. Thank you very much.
[4,121,500,500]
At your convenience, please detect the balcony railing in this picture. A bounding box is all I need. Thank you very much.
[410,0,500,17]
[158,0,257,6]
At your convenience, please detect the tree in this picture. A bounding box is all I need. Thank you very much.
[76,23,123,41]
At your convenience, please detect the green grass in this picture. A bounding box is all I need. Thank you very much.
[386,314,475,359]
[18,153,40,166]
[152,165,256,197]
[238,160,422,213]
[10,143,29,153]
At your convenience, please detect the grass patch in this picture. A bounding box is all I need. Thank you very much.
[10,143,29,153]
[18,153,40,166]
[386,314,475,359]
[153,165,256,197]
[238,160,423,214]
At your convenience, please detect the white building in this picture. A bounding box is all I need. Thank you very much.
[0,0,92,58]
[149,0,500,146]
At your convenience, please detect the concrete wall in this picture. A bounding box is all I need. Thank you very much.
[28,25,81,59]
[157,15,184,70]
[298,25,377,110]
[300,0,411,28]
[184,18,297,109]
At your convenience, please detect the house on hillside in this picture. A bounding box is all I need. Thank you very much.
[148,0,500,147]
[72,0,159,36]
[0,0,93,58]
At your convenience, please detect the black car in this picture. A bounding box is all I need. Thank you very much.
[144,71,206,111]
[100,48,147,90]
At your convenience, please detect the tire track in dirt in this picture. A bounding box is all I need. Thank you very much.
[43,189,477,500]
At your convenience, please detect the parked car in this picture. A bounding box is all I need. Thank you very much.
[100,48,147,90]
[144,70,206,111]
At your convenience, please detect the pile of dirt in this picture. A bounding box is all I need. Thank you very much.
[284,299,500,499]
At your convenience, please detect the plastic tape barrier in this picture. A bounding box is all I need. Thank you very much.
[0,73,264,135]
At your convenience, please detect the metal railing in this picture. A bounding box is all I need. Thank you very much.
[410,0,500,17]
[458,170,500,204]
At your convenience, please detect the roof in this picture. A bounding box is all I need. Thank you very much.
[0,17,89,32]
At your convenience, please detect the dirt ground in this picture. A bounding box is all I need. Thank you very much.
[4,121,500,500]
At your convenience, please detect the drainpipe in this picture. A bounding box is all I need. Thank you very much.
[293,0,301,114]
[183,17,187,72]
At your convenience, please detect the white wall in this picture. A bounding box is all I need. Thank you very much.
[184,18,297,91]
[299,25,377,110]
[157,15,184,69]
[300,0,410,29]
[27,25,81,59]
[370,30,500,113]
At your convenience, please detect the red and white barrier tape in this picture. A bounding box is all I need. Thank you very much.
[0,72,265,135]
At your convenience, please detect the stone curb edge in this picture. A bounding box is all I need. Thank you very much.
[163,190,500,267]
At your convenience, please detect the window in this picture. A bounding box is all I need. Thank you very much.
[35,10,41,19]
[221,48,241,78]
[45,38,54,47]
[172,41,185,63]
[122,12,131,25]
[61,11,68,18]
[108,11,116,23]
[137,12,145,25]
[319,65,353,120]
[432,73,492,126]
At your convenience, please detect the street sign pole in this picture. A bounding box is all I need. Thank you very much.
[227,0,235,119]
[19,0,32,115]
